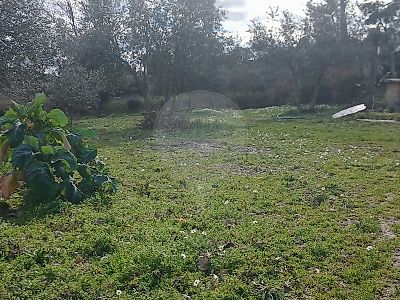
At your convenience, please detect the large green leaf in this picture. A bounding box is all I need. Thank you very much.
[81,129,98,139]
[54,159,71,179]
[41,145,55,155]
[51,148,77,172]
[48,109,68,127]
[93,174,117,193]
[77,163,90,178]
[12,144,36,169]
[8,120,26,147]
[0,116,10,127]
[25,162,58,197]
[78,177,96,195]
[4,107,17,120]
[11,101,28,118]
[32,93,47,108]
[80,148,98,164]
[63,177,84,203]
[24,135,39,151]
[66,133,82,154]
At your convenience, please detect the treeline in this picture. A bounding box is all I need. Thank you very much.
[1,0,400,114]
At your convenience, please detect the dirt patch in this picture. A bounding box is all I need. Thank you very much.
[385,193,396,202]
[155,141,271,155]
[155,141,224,154]
[394,249,400,269]
[341,218,356,227]
[215,162,279,176]
[231,145,271,154]
[380,281,399,300]
[379,218,398,240]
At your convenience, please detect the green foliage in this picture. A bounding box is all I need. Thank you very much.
[0,93,117,203]
[0,108,399,299]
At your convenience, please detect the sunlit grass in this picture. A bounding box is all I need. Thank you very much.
[0,107,399,299]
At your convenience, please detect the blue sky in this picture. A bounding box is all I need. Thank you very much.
[216,0,308,40]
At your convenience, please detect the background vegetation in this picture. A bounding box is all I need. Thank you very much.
[1,0,400,112]
[0,108,399,299]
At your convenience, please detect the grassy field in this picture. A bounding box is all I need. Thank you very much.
[0,107,400,299]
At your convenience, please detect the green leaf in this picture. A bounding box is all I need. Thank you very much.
[51,148,77,172]
[64,177,84,203]
[8,120,26,147]
[93,174,117,193]
[12,144,36,169]
[25,161,59,197]
[66,133,82,152]
[54,159,71,179]
[48,128,71,150]
[80,149,98,164]
[78,177,96,194]
[4,107,17,120]
[0,116,10,127]
[24,135,39,151]
[81,129,98,139]
[77,163,90,178]
[41,145,55,155]
[48,109,68,127]
[11,101,27,118]
[32,93,47,108]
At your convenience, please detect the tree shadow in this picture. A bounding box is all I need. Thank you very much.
[0,198,60,225]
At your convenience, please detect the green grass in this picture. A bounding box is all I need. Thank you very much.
[1,107,400,299]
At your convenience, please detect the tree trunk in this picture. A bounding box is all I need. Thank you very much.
[339,0,348,41]
[311,72,323,108]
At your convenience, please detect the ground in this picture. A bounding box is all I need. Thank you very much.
[0,107,399,299]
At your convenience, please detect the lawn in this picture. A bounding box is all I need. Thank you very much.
[0,107,399,299]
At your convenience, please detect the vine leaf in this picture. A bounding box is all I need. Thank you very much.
[64,177,84,203]
[0,116,10,127]
[24,135,40,151]
[25,162,58,197]
[32,93,47,108]
[94,174,117,193]
[41,145,55,155]
[8,120,26,147]
[81,149,97,164]
[48,109,68,127]
[12,144,36,169]
[51,148,77,172]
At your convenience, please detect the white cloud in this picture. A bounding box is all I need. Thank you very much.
[219,0,308,40]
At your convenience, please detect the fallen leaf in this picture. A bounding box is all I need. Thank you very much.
[0,142,9,164]
[178,217,188,224]
[61,134,72,151]
[0,173,19,198]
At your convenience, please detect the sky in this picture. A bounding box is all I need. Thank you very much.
[216,0,309,41]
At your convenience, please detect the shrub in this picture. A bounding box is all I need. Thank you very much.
[48,66,102,117]
[0,93,117,203]
[127,96,144,112]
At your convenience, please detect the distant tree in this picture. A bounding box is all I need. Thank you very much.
[0,0,54,98]
[125,0,225,101]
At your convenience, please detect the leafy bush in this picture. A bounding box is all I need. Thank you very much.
[48,66,102,117]
[0,93,117,203]
[127,96,144,112]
